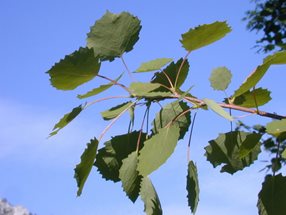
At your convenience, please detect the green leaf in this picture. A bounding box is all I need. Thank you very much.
[77,73,123,99]
[231,88,271,108]
[101,101,133,120]
[181,21,231,52]
[209,67,232,91]
[233,51,286,97]
[129,82,161,96]
[49,105,84,137]
[266,119,286,136]
[137,124,180,176]
[205,131,261,174]
[257,174,286,215]
[87,11,142,61]
[203,98,233,121]
[47,47,100,90]
[187,161,199,214]
[152,101,191,139]
[135,58,173,72]
[95,131,146,182]
[119,151,142,202]
[151,58,189,90]
[140,177,162,215]
[74,138,99,196]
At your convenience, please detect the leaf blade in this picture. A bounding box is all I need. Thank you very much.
[187,161,199,214]
[135,58,173,72]
[87,11,142,61]
[203,98,233,121]
[137,124,180,176]
[209,67,232,91]
[266,119,286,136]
[101,101,133,120]
[47,47,100,90]
[74,138,99,196]
[181,21,231,52]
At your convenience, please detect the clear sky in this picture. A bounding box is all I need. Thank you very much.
[1,0,285,215]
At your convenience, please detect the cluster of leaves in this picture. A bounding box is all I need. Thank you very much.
[47,11,286,215]
[244,0,286,52]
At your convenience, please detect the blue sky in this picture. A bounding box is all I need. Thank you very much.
[1,0,285,214]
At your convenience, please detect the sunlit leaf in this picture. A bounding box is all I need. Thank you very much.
[187,161,199,214]
[282,149,286,159]
[140,177,162,215]
[119,151,142,202]
[74,138,99,196]
[258,174,286,215]
[135,58,173,72]
[233,51,286,97]
[181,21,231,52]
[47,47,100,90]
[266,119,286,136]
[129,82,161,97]
[77,73,123,99]
[151,58,189,90]
[101,101,133,120]
[152,101,191,139]
[203,98,233,121]
[137,124,180,176]
[95,131,146,182]
[49,105,84,137]
[87,11,141,61]
[205,131,261,174]
[231,88,271,108]
[209,67,232,91]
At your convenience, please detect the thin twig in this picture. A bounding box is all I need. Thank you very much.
[85,95,130,108]
[136,105,150,152]
[174,52,191,88]
[96,74,132,94]
[121,56,136,82]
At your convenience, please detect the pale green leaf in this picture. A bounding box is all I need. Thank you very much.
[180,21,231,52]
[232,88,271,108]
[205,131,261,174]
[137,124,180,176]
[74,138,99,196]
[135,58,173,72]
[209,67,232,91]
[49,105,84,137]
[119,151,142,202]
[87,11,141,61]
[266,119,286,136]
[151,58,189,90]
[129,82,161,97]
[47,47,100,90]
[77,73,123,99]
[203,98,233,121]
[101,101,133,120]
[187,161,199,214]
[140,177,162,215]
[257,174,286,215]
[152,101,191,139]
[233,51,286,97]
[95,131,146,182]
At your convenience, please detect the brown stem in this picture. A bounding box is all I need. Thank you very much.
[96,74,132,94]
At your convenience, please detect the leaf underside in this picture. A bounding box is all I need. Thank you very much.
[101,101,132,120]
[266,118,286,136]
[205,131,261,174]
[137,124,180,176]
[209,67,232,91]
[203,98,233,121]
